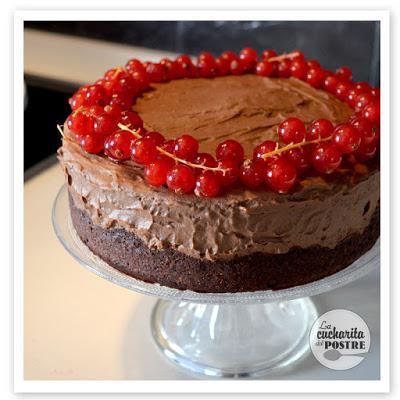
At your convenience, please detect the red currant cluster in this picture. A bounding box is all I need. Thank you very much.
[63,48,380,197]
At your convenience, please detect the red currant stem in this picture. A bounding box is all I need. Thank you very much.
[267,51,302,62]
[111,66,124,80]
[261,136,332,160]
[117,123,229,173]
[57,124,66,138]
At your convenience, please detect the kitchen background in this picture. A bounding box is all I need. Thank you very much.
[24,20,380,175]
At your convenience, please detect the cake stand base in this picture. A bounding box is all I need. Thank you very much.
[151,297,318,378]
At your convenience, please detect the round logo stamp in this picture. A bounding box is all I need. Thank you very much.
[309,309,370,370]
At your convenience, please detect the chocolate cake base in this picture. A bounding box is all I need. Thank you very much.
[69,196,379,293]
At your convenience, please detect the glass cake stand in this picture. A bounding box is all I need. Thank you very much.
[52,185,380,378]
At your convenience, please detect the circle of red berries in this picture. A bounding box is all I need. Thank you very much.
[60,49,380,197]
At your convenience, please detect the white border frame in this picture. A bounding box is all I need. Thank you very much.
[14,10,390,394]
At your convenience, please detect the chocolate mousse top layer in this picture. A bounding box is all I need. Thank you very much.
[59,75,379,261]
[134,75,353,155]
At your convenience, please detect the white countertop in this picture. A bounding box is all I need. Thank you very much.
[24,164,381,380]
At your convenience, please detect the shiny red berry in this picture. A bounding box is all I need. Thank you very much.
[278,117,306,144]
[349,116,375,144]
[332,124,361,153]
[265,158,297,193]
[354,82,371,92]
[66,112,94,136]
[104,130,134,160]
[355,93,375,111]
[253,140,278,165]
[215,57,231,76]
[290,59,307,80]
[166,164,196,194]
[125,59,145,74]
[336,66,352,81]
[335,81,353,101]
[79,134,104,154]
[346,87,368,108]
[306,67,326,88]
[355,141,377,161]
[312,143,342,173]
[307,60,321,69]
[108,92,132,110]
[361,101,380,126]
[195,171,221,197]
[216,159,239,187]
[307,119,334,140]
[160,58,180,80]
[120,110,143,130]
[145,62,166,83]
[261,49,277,60]
[69,91,85,111]
[143,131,165,146]
[239,47,258,71]
[131,137,158,164]
[277,59,292,78]
[174,134,199,161]
[239,161,265,189]
[84,84,108,106]
[193,153,217,168]
[255,61,274,77]
[282,147,311,174]
[216,140,244,163]
[162,140,176,154]
[144,155,175,187]
[93,113,118,137]
[229,58,245,75]
[323,75,341,94]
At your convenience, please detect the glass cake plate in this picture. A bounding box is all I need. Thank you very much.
[53,185,380,378]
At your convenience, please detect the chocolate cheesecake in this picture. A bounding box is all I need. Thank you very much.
[58,72,379,293]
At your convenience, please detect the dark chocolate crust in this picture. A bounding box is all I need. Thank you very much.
[69,195,379,293]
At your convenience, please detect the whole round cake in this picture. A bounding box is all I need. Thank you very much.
[58,49,380,293]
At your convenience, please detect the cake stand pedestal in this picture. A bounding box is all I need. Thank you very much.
[53,185,380,378]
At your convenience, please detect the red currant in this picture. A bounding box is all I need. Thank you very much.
[216,140,244,164]
[79,134,104,154]
[323,75,341,94]
[93,113,118,137]
[108,92,132,110]
[197,52,216,77]
[229,58,246,75]
[162,140,176,154]
[371,87,380,98]
[253,140,278,165]
[143,131,165,146]
[306,67,326,88]
[174,134,199,161]
[130,69,150,92]
[104,130,134,160]
[306,119,334,140]
[255,61,274,77]
[125,59,145,74]
[312,143,342,173]
[66,111,94,137]
[336,66,352,81]
[335,81,353,101]
[349,116,375,144]
[307,60,321,69]
[290,59,307,80]
[346,87,368,108]
[261,49,277,60]
[277,59,292,78]
[69,91,85,111]
[282,147,311,174]
[220,51,237,63]
[354,82,371,92]
[278,117,306,144]
[166,164,196,194]
[160,58,181,80]
[239,161,265,189]
[195,171,221,197]
[215,57,231,76]
[145,62,166,83]
[361,100,380,126]
[120,110,143,130]
[265,158,297,193]
[144,155,175,187]
[239,47,258,71]
[355,141,377,162]
[216,159,239,187]
[131,137,158,164]
[193,153,217,168]
[332,124,361,153]
[354,93,375,111]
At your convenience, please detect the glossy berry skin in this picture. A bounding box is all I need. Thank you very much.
[311,143,342,173]
[346,87,368,108]
[174,135,199,161]
[323,75,341,94]
[349,116,375,144]
[69,91,86,111]
[290,59,307,80]
[336,66,352,81]
[239,161,265,189]
[220,50,237,63]
[66,112,94,137]
[332,124,361,153]
[120,110,143,130]
[166,165,196,194]
[371,87,380,98]
[162,140,176,154]
[261,49,277,60]
[145,63,166,83]
[144,155,175,187]
[108,92,132,110]
[93,113,118,137]
[306,67,326,88]
[253,140,278,165]
[104,130,134,160]
[354,93,375,111]
[355,141,377,162]
[255,61,274,77]
[193,153,217,168]
[239,47,258,71]
[265,158,297,193]
[216,140,244,163]
[361,101,380,126]
[282,147,311,174]
[278,118,306,144]
[354,82,371,92]
[306,119,334,140]
[277,59,292,78]
[160,58,181,80]
[84,84,108,106]
[215,57,231,76]
[79,134,104,154]
[195,171,221,197]
[307,59,321,69]
[216,159,239,186]
[131,137,158,164]
[335,81,353,101]
[125,58,145,74]
[197,52,216,77]
[229,58,245,76]
[143,131,165,146]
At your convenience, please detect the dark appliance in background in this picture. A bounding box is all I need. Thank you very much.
[24,20,380,175]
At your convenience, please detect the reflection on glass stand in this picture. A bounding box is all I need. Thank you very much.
[53,185,379,378]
